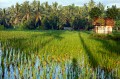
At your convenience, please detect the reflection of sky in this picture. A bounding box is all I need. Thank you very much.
[0,0,120,8]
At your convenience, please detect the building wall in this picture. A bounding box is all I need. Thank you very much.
[95,26,104,34]
[95,26,113,34]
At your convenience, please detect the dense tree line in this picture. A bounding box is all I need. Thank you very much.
[0,0,120,30]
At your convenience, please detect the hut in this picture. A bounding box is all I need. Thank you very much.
[93,18,115,34]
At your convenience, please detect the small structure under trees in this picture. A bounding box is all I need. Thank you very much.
[89,6,119,34]
[93,18,114,34]
[63,19,73,30]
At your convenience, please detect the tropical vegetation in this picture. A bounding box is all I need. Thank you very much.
[0,0,120,30]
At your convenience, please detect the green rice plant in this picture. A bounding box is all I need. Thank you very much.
[0,30,120,78]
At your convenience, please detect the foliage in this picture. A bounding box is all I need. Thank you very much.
[106,5,119,19]
[0,0,106,30]
[49,13,59,29]
[117,9,120,20]
[0,0,119,30]
[25,17,37,30]
[115,20,120,27]
[0,25,4,30]
[42,17,51,29]
[115,20,120,30]
[91,33,120,41]
[89,7,102,19]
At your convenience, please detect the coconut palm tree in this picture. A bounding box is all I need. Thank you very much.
[8,5,15,25]
[1,8,6,26]
[13,2,21,26]
[22,1,31,22]
[35,1,41,27]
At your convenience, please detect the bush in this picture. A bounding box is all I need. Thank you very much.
[115,20,120,30]
[91,33,120,41]
[0,25,4,30]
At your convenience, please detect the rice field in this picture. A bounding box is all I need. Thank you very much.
[0,30,120,79]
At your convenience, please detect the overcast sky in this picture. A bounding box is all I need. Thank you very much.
[0,0,120,9]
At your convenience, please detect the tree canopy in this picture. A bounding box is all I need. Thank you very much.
[0,0,119,30]
[106,5,119,19]
[89,7,102,19]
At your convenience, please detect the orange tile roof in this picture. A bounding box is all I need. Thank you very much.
[93,18,115,26]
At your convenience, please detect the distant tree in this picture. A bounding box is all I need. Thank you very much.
[116,8,120,20]
[21,1,31,22]
[65,19,71,27]
[35,1,41,27]
[1,9,7,26]
[87,0,96,19]
[31,0,37,12]
[52,2,58,12]
[115,9,120,30]
[88,0,96,9]
[49,13,59,29]
[73,16,90,30]
[106,5,119,19]
[42,17,51,29]
[1,0,117,30]
[23,16,36,29]
[97,2,105,17]
[115,20,120,30]
[8,5,15,25]
[14,2,21,26]
[82,4,89,19]
[89,7,102,19]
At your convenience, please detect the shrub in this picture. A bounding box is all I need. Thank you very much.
[0,25,4,30]
[91,33,120,41]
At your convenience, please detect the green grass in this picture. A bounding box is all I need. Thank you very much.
[0,30,120,71]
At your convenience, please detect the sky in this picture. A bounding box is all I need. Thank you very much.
[0,0,120,9]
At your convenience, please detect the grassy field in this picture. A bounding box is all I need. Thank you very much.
[0,30,120,78]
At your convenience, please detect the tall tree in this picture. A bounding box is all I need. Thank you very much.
[89,7,102,19]
[88,0,96,10]
[87,0,96,19]
[31,0,37,12]
[1,9,6,25]
[14,2,21,25]
[106,5,119,19]
[8,5,15,25]
[22,1,31,22]
[97,2,105,17]
[35,1,41,27]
